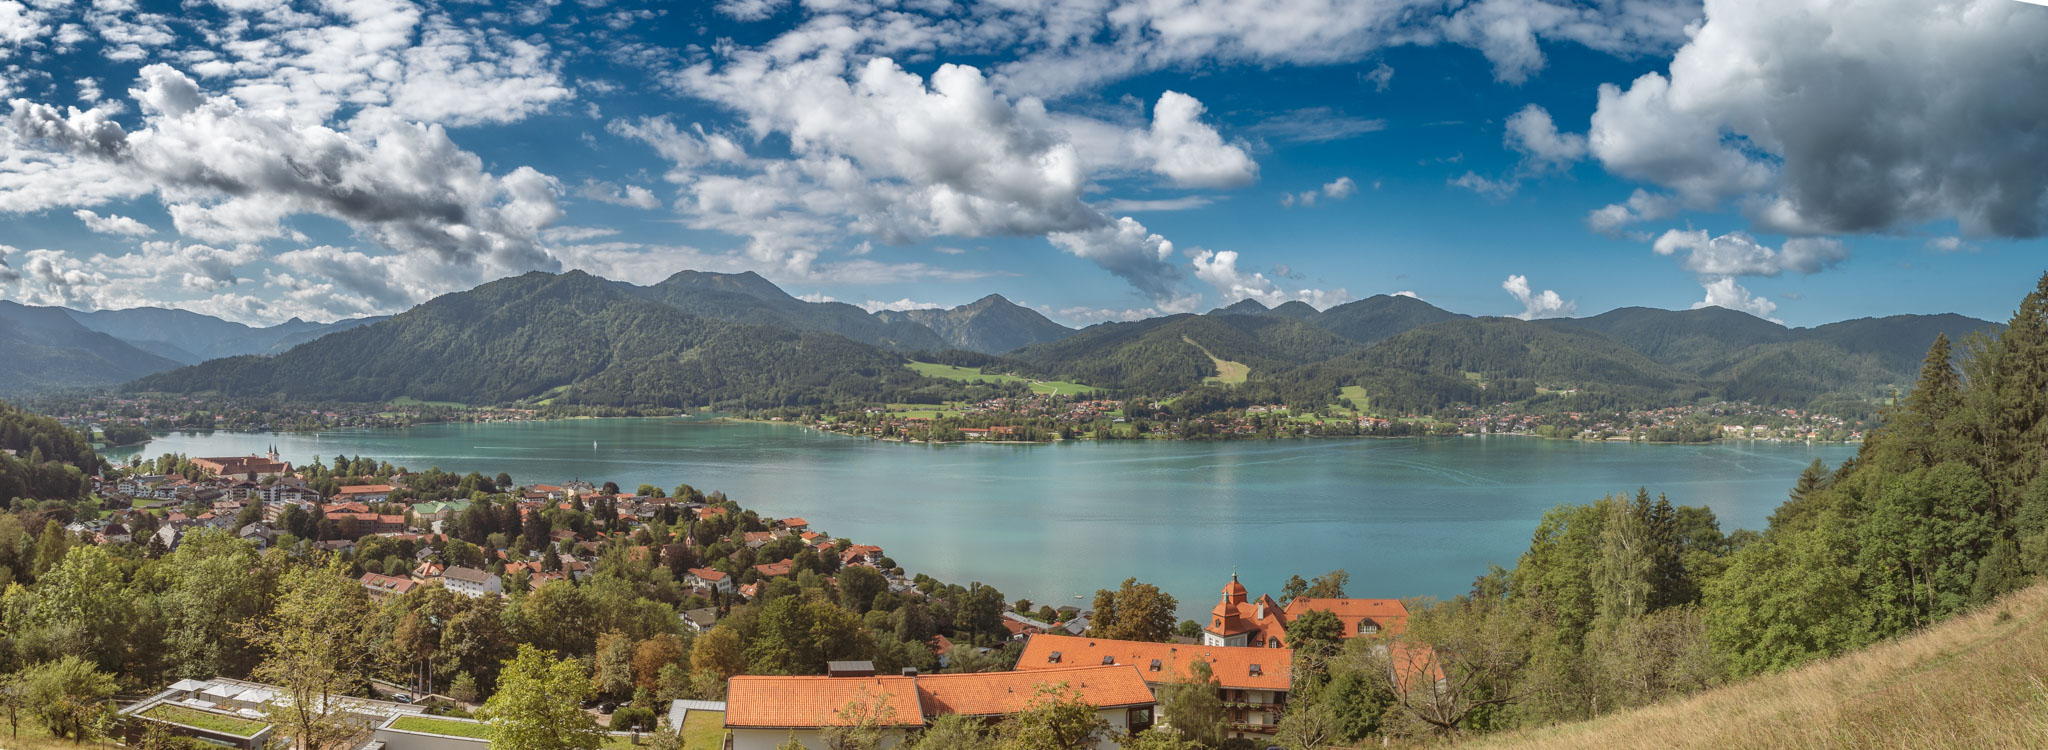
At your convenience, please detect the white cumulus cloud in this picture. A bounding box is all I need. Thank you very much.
[1502,273,1576,320]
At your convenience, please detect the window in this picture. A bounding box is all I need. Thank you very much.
[1128,707,1154,734]
[1101,655,1116,665]
[1149,659,1162,672]
[1048,651,1062,663]
[1269,639,1281,648]
[1248,664,1263,676]
[1358,619,1380,635]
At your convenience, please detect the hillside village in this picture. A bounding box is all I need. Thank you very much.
[56,448,1443,750]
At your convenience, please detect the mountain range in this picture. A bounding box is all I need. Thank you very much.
[0,270,2007,413]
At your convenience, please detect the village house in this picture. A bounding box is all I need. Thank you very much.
[334,484,396,503]
[682,607,719,632]
[687,567,734,594]
[754,559,795,579]
[842,544,885,568]
[191,449,292,481]
[441,566,503,598]
[1018,634,1291,739]
[359,572,417,601]
[1200,574,1411,648]
[723,665,1155,750]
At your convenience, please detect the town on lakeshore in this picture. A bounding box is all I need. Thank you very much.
[40,391,1868,447]
[52,444,1436,750]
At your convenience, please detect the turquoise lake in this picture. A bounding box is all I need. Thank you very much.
[110,419,1858,617]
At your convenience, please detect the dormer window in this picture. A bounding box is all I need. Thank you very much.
[1048,651,1062,663]
[1248,664,1263,676]
[1358,619,1380,635]
[1149,659,1162,672]
[1101,655,1116,665]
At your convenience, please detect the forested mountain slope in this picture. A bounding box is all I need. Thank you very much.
[872,294,1072,354]
[127,271,928,409]
[0,302,182,393]
[627,270,949,352]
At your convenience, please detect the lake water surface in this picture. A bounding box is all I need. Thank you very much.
[110,419,1857,616]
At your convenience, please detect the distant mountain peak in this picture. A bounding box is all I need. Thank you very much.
[1210,299,1270,316]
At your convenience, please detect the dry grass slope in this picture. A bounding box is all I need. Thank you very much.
[1464,581,2048,750]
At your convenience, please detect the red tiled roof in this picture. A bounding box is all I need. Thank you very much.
[1016,634,1291,691]
[780,517,808,527]
[725,676,924,728]
[916,665,1155,717]
[337,484,394,495]
[1283,597,1411,637]
[755,560,794,577]
[688,567,728,582]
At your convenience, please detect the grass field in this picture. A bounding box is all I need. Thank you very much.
[141,705,269,736]
[680,710,727,750]
[905,361,1095,396]
[390,396,468,408]
[1462,580,2048,750]
[1182,336,1248,385]
[390,715,492,738]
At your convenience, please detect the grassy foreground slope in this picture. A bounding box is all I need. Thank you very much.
[1466,581,2048,750]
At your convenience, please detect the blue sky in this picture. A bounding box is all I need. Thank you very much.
[0,0,2043,329]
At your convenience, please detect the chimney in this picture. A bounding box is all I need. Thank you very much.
[902,667,919,677]
[1256,601,1265,620]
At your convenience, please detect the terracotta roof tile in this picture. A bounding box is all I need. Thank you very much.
[1016,635,1291,691]
[725,676,924,728]
[916,665,1154,717]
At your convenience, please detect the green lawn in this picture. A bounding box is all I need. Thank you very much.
[390,715,493,739]
[906,361,1095,396]
[141,705,269,737]
[390,396,469,408]
[1182,336,1248,385]
[680,711,727,750]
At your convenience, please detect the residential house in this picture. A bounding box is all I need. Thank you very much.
[237,522,278,548]
[724,665,1153,750]
[841,544,885,568]
[682,607,719,632]
[1000,611,1056,641]
[359,572,417,601]
[688,567,734,594]
[1200,573,1411,649]
[441,566,503,598]
[335,484,395,503]
[754,560,795,578]
[777,517,809,532]
[260,479,319,504]
[1018,634,1291,739]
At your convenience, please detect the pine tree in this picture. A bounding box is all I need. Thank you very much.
[1989,273,2048,514]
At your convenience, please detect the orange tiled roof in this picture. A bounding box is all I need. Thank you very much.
[755,560,794,577]
[1015,634,1291,692]
[725,675,924,728]
[1283,597,1411,636]
[916,665,1154,717]
[337,484,394,494]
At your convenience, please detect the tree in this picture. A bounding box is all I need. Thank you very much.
[1300,570,1349,600]
[998,682,1110,750]
[480,645,605,750]
[692,627,748,685]
[21,656,117,743]
[820,691,905,750]
[0,670,22,739]
[838,565,888,614]
[1383,593,1531,737]
[1272,701,1336,750]
[449,671,480,704]
[592,631,638,699]
[1086,578,1178,643]
[633,633,688,693]
[243,558,375,750]
[1154,661,1223,748]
